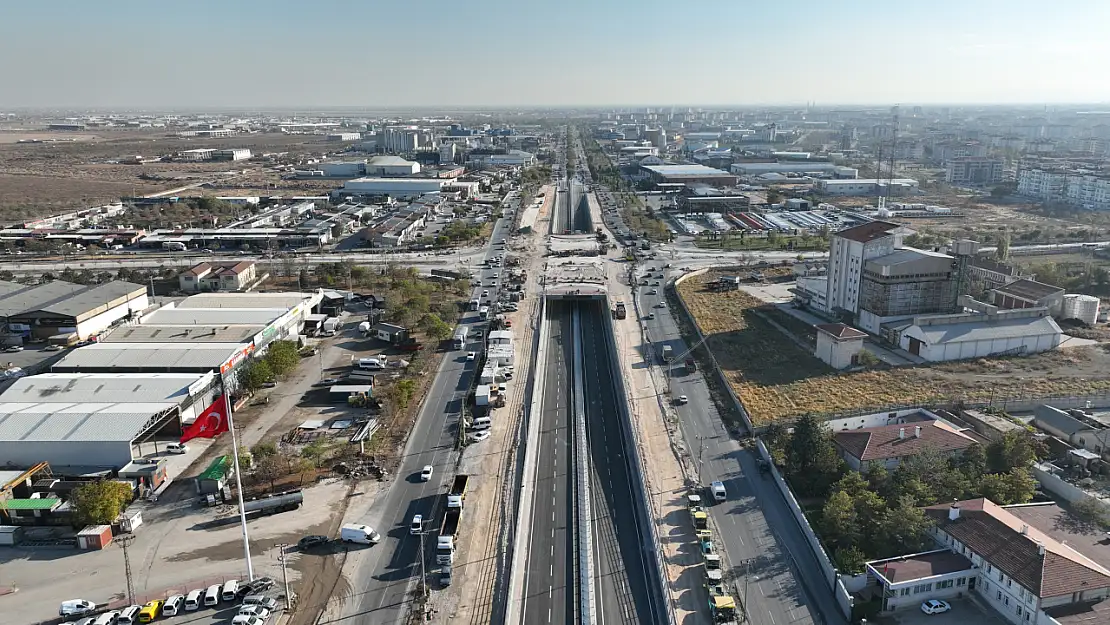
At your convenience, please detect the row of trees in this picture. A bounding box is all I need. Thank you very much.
[764,414,1045,573]
[236,340,302,393]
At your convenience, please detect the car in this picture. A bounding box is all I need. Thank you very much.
[235,577,275,598]
[648,289,658,295]
[482,290,489,297]
[920,600,951,615]
[138,600,163,623]
[676,395,688,405]
[4,345,23,353]
[646,312,655,320]
[420,465,433,481]
[469,431,492,442]
[60,600,97,618]
[162,595,184,617]
[711,481,727,501]
[313,378,339,387]
[242,596,278,611]
[237,605,271,620]
[466,351,476,362]
[262,381,277,388]
[231,616,265,625]
[651,281,660,286]
[298,535,330,550]
[410,514,423,535]
[44,344,65,351]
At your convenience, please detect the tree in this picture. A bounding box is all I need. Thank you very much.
[986,431,1043,474]
[237,359,273,393]
[251,441,278,459]
[264,340,300,377]
[301,440,329,467]
[238,445,253,470]
[995,232,1011,261]
[254,454,285,492]
[876,496,934,557]
[419,313,452,341]
[71,480,133,526]
[785,413,844,497]
[821,491,860,551]
[833,545,867,575]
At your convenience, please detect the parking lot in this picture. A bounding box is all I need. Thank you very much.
[875,598,1008,625]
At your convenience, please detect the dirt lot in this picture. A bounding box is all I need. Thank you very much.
[677,270,1110,424]
[0,128,345,224]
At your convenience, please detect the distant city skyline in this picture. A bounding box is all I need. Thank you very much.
[1,0,1108,109]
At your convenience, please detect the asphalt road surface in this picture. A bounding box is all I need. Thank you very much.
[332,213,514,625]
[522,300,576,625]
[580,301,657,625]
[635,265,847,625]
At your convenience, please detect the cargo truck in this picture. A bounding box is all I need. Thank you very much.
[687,494,708,531]
[660,345,673,362]
[612,301,626,319]
[446,475,469,508]
[453,327,468,350]
[704,553,723,583]
[437,507,461,565]
[685,357,697,373]
[162,241,187,251]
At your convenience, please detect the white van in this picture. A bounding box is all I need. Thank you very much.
[162,595,184,617]
[117,606,141,625]
[340,523,381,545]
[357,357,384,371]
[204,584,221,607]
[184,589,203,611]
[469,416,492,430]
[221,579,240,602]
[165,442,188,455]
[93,612,119,625]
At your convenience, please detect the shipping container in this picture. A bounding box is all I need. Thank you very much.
[0,525,24,546]
[76,524,113,550]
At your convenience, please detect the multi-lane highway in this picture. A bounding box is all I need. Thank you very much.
[634,265,847,625]
[579,301,657,625]
[331,207,516,625]
[522,300,577,625]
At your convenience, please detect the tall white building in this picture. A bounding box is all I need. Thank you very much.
[439,143,457,164]
[825,221,905,316]
[379,127,422,153]
[946,157,1004,186]
[1017,167,1110,209]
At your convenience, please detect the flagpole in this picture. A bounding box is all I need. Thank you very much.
[223,376,255,581]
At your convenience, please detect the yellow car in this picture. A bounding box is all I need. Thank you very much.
[138,600,164,623]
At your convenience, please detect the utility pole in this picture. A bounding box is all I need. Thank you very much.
[276,543,293,612]
[740,558,753,624]
[418,529,428,599]
[118,534,136,606]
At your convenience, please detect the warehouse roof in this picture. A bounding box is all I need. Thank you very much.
[52,343,246,372]
[992,278,1064,303]
[142,307,284,327]
[103,324,261,343]
[909,314,1062,345]
[367,155,416,166]
[0,402,173,443]
[1,497,61,510]
[0,280,145,321]
[641,164,734,178]
[834,220,903,244]
[1,373,209,404]
[177,292,314,310]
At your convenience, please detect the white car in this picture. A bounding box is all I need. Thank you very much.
[466,352,476,362]
[470,431,492,443]
[410,514,423,535]
[238,605,271,620]
[920,600,951,615]
[655,302,667,309]
[60,600,97,618]
[676,395,688,405]
[649,289,658,295]
[420,465,433,481]
[482,290,489,297]
[231,616,265,625]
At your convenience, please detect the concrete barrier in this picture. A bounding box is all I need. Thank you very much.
[671,269,755,433]
[571,307,597,625]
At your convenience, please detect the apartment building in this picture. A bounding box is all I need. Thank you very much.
[946,157,1004,186]
[1017,167,1110,210]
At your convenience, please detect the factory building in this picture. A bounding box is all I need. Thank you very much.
[365,155,420,176]
[817,178,920,196]
[989,278,1065,317]
[639,164,739,187]
[0,372,221,469]
[338,177,478,199]
[214,149,252,162]
[52,343,253,376]
[179,148,215,161]
[730,162,858,178]
[467,150,536,168]
[0,280,148,343]
[892,299,1062,362]
[857,247,961,334]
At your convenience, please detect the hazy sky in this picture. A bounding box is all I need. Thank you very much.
[2,0,1109,109]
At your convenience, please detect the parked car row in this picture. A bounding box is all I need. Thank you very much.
[61,578,278,625]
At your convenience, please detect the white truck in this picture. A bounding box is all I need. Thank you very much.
[162,241,187,252]
[453,326,469,350]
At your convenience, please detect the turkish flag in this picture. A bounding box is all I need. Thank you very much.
[180,396,231,442]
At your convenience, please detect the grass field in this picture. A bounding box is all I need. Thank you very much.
[678,270,1110,424]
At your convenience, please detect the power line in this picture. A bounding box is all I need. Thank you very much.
[118,534,136,606]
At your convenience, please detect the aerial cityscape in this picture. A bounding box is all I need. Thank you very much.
[3,3,1110,625]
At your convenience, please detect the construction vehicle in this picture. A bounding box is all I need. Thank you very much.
[697,529,715,556]
[687,494,708,531]
[707,585,738,624]
[612,301,627,320]
[704,553,723,583]
[446,475,470,508]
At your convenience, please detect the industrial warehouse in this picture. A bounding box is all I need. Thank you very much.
[0,279,148,344]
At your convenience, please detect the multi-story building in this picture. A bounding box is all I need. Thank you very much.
[1017,167,1110,210]
[925,498,1110,625]
[947,157,1004,186]
[178,261,257,293]
[857,247,959,333]
[379,127,422,153]
[824,221,905,317]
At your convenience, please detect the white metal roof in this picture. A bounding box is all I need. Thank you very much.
[142,307,284,327]
[177,292,314,310]
[0,402,174,443]
[0,373,210,404]
[52,343,244,371]
[911,315,1062,345]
